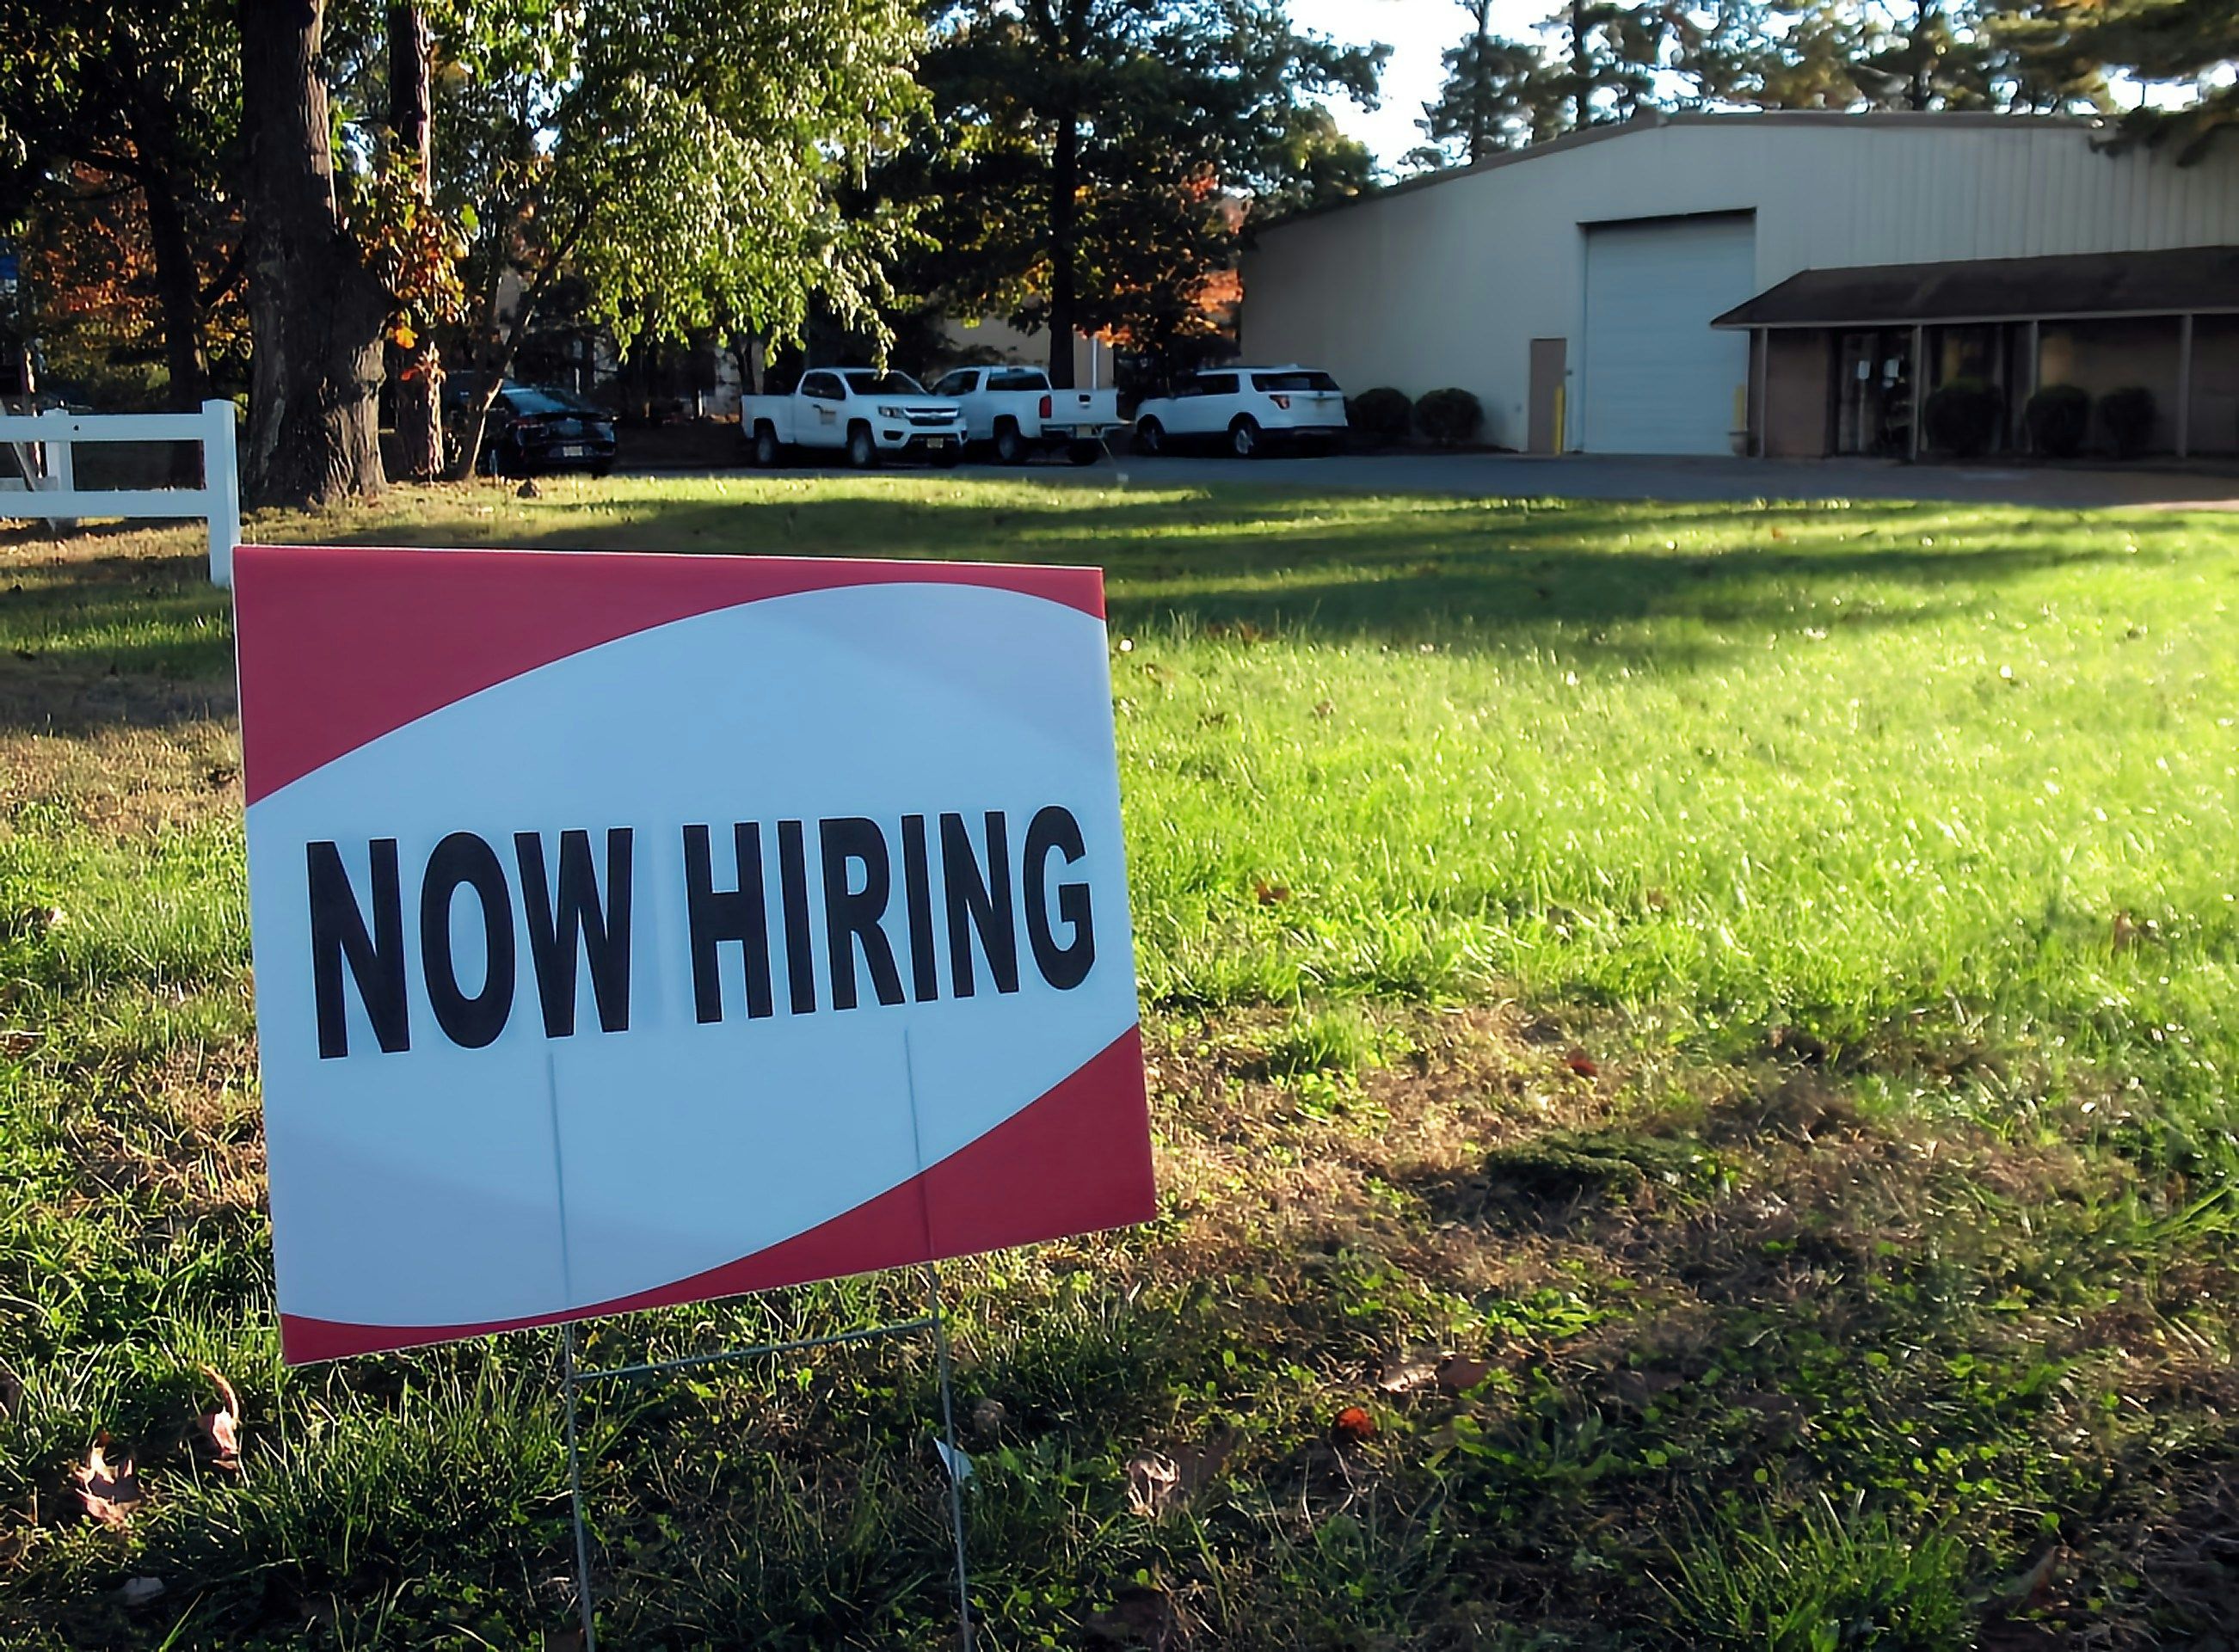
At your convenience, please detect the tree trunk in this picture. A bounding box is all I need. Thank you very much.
[1048,102,1080,390]
[387,1,444,481]
[138,166,212,483]
[1571,0,1593,128]
[240,0,389,508]
[134,162,208,413]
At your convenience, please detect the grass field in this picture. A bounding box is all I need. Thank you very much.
[2,471,2236,1649]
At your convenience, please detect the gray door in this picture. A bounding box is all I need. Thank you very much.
[1580,213,1756,455]
[1528,338,1566,454]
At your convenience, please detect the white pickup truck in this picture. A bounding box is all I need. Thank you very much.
[929,365,1122,465]
[741,367,966,469]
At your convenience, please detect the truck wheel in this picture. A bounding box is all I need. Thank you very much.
[1228,416,1261,459]
[993,421,1027,465]
[846,423,878,470]
[750,424,784,468]
[1065,440,1103,467]
[1135,418,1166,457]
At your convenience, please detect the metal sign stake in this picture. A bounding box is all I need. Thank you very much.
[556,1291,975,1652]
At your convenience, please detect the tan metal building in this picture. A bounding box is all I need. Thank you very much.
[1238,112,2239,458]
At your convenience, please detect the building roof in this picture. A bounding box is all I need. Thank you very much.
[1260,110,2104,231]
[1712,244,2239,328]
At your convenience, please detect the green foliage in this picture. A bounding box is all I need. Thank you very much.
[2024,382,2091,457]
[1659,1495,1972,1649]
[896,0,1385,371]
[1344,386,1413,445]
[1922,376,2002,457]
[1413,385,1483,445]
[2098,384,2158,458]
[428,0,925,471]
[1413,1,1569,169]
[2069,0,2239,159]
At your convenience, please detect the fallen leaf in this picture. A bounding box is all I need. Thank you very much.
[1125,1451,1181,1518]
[1375,1354,1438,1394]
[1313,699,1333,719]
[199,1365,242,1471]
[1252,879,1291,906]
[1564,1048,1600,1080]
[1332,1404,1376,1442]
[1436,1355,1492,1394]
[74,1436,143,1529]
[0,1029,39,1058]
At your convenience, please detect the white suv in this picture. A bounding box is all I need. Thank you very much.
[1132,366,1349,458]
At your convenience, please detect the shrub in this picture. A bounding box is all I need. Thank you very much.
[2099,386,2157,458]
[1922,377,2002,458]
[2024,384,2091,458]
[1413,386,1483,447]
[1345,386,1413,446]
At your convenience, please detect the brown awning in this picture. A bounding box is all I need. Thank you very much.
[1713,244,2239,329]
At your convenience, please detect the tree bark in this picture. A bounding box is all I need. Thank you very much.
[131,145,208,414]
[1048,101,1080,389]
[240,0,389,508]
[387,1,444,481]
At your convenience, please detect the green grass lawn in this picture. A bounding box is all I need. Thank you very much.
[2,472,2236,1649]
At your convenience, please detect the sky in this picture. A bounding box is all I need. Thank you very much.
[1288,0,2230,169]
[1288,0,1553,169]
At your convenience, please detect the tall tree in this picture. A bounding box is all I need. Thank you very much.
[0,2,241,411]
[1418,0,1570,166]
[909,0,1384,385]
[1541,0,1728,126]
[432,0,922,476]
[240,0,392,505]
[2067,0,2233,153]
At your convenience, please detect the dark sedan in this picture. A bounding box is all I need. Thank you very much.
[474,384,617,477]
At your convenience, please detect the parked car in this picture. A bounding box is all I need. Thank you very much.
[929,365,1122,464]
[446,381,617,476]
[741,368,966,469]
[1132,365,1350,458]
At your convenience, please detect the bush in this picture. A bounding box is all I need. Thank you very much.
[2099,386,2157,458]
[1413,387,1483,447]
[1344,386,1413,446]
[1922,377,2003,458]
[2024,384,2091,458]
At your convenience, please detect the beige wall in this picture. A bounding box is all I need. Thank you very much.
[1762,332,1832,457]
[1241,113,2239,453]
[936,316,1110,387]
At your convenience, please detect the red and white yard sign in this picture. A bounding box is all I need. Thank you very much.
[234,545,1153,1364]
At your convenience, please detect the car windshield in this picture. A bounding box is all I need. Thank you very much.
[1252,371,1340,392]
[841,370,928,396]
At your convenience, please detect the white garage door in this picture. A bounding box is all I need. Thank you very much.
[1581,213,1756,456]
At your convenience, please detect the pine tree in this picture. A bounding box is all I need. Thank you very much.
[1418,0,1571,165]
[2070,0,2236,156]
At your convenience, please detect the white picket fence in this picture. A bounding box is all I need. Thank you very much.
[0,400,242,586]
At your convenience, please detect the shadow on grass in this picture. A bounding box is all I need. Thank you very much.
[0,485,2137,737]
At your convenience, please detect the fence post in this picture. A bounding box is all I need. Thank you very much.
[203,399,241,587]
[44,412,77,531]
